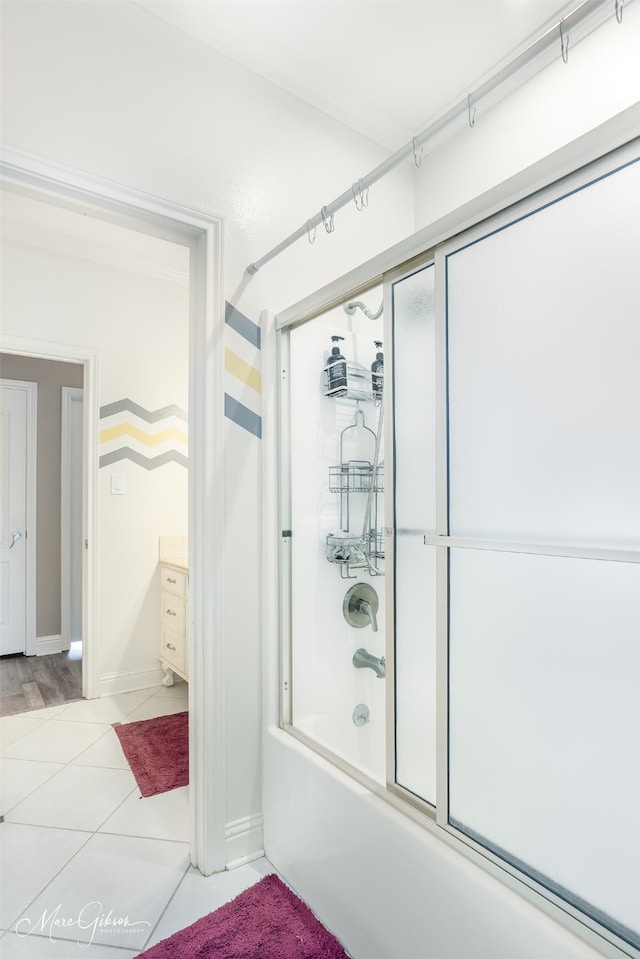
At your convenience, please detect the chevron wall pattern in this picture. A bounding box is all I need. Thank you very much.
[98,302,261,466]
[99,399,188,469]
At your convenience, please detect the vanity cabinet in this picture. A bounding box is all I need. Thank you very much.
[159,562,188,685]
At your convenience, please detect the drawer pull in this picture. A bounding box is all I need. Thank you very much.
[166,642,177,651]
[166,576,177,584]
[166,609,176,616]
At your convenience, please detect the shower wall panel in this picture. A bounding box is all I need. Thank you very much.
[288,302,386,782]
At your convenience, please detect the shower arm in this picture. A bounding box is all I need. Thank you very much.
[343,299,383,321]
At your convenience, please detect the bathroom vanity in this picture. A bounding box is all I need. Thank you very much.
[159,538,189,686]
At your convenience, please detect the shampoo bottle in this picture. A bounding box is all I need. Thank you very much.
[371,341,383,397]
[327,335,347,394]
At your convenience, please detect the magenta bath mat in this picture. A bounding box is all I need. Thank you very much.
[137,873,350,958]
[114,710,188,797]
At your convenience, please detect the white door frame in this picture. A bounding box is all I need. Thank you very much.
[61,385,84,652]
[0,377,37,656]
[0,145,226,876]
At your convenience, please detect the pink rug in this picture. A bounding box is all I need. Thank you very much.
[137,874,350,958]
[114,710,188,797]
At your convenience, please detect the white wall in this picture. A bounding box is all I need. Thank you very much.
[0,0,415,856]
[0,1,415,316]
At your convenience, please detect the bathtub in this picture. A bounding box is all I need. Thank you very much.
[292,696,386,785]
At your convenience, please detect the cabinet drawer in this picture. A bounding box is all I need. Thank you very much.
[160,566,188,597]
[161,626,186,674]
[161,592,186,633]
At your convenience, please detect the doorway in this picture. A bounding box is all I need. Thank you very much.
[0,149,226,874]
[0,360,85,716]
[0,378,35,658]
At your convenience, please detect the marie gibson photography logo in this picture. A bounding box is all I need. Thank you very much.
[16,901,152,946]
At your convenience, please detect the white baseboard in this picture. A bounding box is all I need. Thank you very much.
[225,814,264,869]
[36,634,62,655]
[99,664,165,697]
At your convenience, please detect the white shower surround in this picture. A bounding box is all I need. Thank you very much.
[288,306,386,784]
[263,112,640,959]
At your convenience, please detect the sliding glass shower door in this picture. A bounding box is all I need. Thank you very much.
[279,135,639,955]
[391,153,640,948]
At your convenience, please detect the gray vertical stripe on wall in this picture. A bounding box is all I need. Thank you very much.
[224,301,262,438]
[224,394,262,439]
[225,301,261,349]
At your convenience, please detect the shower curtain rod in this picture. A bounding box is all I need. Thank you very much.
[246,0,628,276]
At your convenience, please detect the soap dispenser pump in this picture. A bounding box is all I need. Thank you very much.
[371,341,383,397]
[327,335,347,394]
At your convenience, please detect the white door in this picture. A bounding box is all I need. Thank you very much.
[0,381,31,655]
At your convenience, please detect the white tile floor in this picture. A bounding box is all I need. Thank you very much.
[0,682,276,957]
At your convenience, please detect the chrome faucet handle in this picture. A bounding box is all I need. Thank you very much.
[357,599,378,633]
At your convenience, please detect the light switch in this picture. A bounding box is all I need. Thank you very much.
[111,473,126,495]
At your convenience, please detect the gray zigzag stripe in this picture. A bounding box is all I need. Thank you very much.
[99,448,188,470]
[100,400,187,422]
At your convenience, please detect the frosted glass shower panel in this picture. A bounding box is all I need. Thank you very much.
[392,264,437,804]
[446,160,640,547]
[448,548,640,944]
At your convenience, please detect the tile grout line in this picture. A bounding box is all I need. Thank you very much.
[2,685,191,949]
[139,855,193,950]
[3,826,94,934]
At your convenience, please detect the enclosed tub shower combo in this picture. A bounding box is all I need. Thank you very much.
[272,136,640,959]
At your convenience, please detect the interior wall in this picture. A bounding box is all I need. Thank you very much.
[0,0,415,855]
[0,353,83,642]
[0,235,189,689]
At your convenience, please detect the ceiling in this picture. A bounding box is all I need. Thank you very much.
[135,0,576,150]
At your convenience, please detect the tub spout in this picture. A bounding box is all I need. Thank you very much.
[356,599,378,632]
[352,648,386,678]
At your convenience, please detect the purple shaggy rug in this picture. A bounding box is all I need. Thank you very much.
[137,874,350,959]
[114,710,188,797]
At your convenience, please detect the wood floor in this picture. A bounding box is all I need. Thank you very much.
[0,648,83,717]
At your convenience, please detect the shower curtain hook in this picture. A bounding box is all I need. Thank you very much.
[321,206,335,234]
[467,94,476,128]
[306,219,317,245]
[615,0,623,22]
[412,136,423,167]
[559,19,569,62]
[351,179,369,212]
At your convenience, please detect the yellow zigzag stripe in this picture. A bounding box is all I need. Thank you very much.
[99,423,188,447]
[225,348,261,394]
